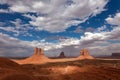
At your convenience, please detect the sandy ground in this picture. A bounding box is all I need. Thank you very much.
[0,57,120,80]
[96,58,120,60]
[12,57,120,65]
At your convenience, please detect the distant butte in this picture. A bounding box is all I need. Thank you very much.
[13,48,94,64]
[58,52,66,58]
[78,49,94,59]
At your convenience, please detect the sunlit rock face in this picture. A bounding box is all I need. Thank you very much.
[78,49,94,59]
[33,47,44,56]
[13,48,94,64]
[14,47,49,64]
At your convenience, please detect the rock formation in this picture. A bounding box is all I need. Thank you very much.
[14,47,49,64]
[58,52,66,58]
[13,48,94,64]
[78,49,94,59]
[112,53,120,57]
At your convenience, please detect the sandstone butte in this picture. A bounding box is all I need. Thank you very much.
[78,49,94,59]
[13,48,49,64]
[13,48,94,64]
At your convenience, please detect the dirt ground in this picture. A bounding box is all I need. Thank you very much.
[0,57,120,80]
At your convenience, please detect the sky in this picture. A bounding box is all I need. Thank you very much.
[0,0,120,57]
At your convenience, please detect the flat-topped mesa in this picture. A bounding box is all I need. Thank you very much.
[78,49,94,59]
[58,51,66,58]
[112,53,120,57]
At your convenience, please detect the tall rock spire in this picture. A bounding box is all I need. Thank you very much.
[33,47,38,55]
[33,47,44,56]
[58,52,66,58]
[38,48,44,55]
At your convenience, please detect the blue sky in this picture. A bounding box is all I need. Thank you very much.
[0,0,120,57]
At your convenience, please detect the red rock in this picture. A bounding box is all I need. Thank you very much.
[14,47,49,64]
[78,49,94,59]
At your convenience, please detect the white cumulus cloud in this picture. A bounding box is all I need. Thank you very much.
[0,0,109,32]
[106,13,120,26]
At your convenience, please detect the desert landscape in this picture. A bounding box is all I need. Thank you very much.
[0,48,120,80]
[0,0,120,80]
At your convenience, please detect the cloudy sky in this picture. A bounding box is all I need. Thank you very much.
[0,0,120,57]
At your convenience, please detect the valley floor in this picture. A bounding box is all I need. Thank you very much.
[0,58,120,80]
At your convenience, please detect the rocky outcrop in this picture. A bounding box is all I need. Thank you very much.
[112,53,120,57]
[14,48,49,64]
[32,47,44,56]
[78,49,94,59]
[58,52,66,58]
[13,48,94,64]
